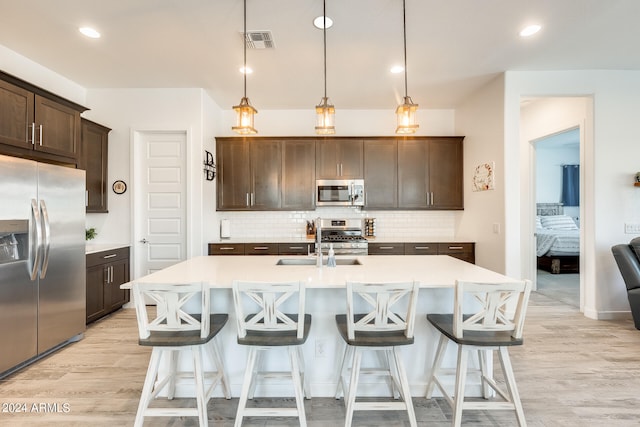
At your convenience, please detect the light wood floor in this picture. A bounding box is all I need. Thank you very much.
[1,291,639,426]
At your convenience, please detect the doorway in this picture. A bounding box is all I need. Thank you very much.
[520,96,590,312]
[534,128,580,307]
[131,130,188,279]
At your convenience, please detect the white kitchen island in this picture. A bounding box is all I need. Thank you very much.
[122,255,519,398]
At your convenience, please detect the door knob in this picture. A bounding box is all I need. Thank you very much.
[140,238,149,244]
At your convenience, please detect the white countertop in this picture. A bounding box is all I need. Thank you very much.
[122,254,514,290]
[210,238,471,244]
[86,243,130,254]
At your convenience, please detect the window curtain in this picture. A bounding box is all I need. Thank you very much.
[561,164,579,206]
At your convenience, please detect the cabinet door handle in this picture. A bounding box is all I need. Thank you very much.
[219,247,236,251]
[340,163,343,176]
[288,246,304,250]
[253,246,269,250]
[379,246,395,250]
[448,246,464,250]
[414,246,431,250]
[246,193,249,207]
[29,123,35,145]
[431,192,434,206]
[110,266,114,284]
[250,193,255,206]
[38,124,43,146]
[336,164,340,176]
[103,254,117,259]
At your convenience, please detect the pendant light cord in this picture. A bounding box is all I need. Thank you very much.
[402,0,408,99]
[243,0,247,98]
[323,0,327,99]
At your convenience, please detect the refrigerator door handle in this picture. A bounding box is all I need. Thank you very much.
[39,200,51,279]
[29,199,43,281]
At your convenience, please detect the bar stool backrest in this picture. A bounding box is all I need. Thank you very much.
[232,280,306,340]
[453,280,532,340]
[346,281,419,340]
[132,282,210,340]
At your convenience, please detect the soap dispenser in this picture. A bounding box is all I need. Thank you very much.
[327,243,336,268]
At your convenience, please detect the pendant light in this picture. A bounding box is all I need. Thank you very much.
[395,0,418,134]
[315,0,335,135]
[232,0,257,135]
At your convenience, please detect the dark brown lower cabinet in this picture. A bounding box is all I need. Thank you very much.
[367,243,406,255]
[209,242,313,256]
[86,247,130,324]
[369,241,475,264]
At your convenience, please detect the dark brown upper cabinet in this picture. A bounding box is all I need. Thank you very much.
[81,119,110,213]
[216,136,463,211]
[282,140,315,210]
[364,139,398,209]
[0,72,86,165]
[316,138,363,179]
[398,136,464,210]
[217,138,315,211]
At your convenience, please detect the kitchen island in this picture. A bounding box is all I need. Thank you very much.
[122,255,518,398]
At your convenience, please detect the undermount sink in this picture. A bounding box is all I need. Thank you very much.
[276,258,362,266]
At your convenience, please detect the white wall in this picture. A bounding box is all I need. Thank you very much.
[506,71,640,320]
[536,145,580,206]
[534,127,580,221]
[0,45,86,106]
[216,108,455,137]
[83,88,219,262]
[454,75,506,273]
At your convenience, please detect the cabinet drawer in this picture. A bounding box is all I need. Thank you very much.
[86,247,130,267]
[245,243,279,255]
[368,243,405,255]
[278,243,312,255]
[208,243,245,255]
[404,243,438,255]
[437,243,475,264]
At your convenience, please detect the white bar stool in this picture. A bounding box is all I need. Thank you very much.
[335,280,419,427]
[232,280,311,427]
[425,279,532,426]
[131,282,231,427]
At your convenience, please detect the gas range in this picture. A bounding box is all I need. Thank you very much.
[318,218,368,255]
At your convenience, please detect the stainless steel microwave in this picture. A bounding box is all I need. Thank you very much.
[316,179,365,207]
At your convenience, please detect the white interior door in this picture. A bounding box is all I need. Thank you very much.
[133,131,187,278]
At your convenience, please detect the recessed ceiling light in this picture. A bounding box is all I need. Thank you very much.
[313,16,333,29]
[239,66,253,74]
[519,24,541,37]
[390,65,404,74]
[79,27,101,39]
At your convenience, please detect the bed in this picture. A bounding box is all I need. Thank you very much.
[536,203,580,274]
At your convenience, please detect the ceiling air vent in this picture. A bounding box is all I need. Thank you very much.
[242,31,275,49]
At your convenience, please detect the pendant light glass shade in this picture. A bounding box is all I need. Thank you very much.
[395,0,418,134]
[315,97,335,135]
[396,96,419,134]
[233,0,258,134]
[315,0,335,135]
[232,97,257,135]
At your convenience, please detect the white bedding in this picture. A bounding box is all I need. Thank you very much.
[536,228,580,257]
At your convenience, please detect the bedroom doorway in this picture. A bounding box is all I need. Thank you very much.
[533,127,581,308]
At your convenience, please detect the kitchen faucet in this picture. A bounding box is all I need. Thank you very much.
[315,217,322,267]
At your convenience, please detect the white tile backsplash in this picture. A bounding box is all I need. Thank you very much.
[216,208,458,241]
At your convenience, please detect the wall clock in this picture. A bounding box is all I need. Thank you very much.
[112,180,127,194]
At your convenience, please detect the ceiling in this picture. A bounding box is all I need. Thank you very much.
[1,0,639,110]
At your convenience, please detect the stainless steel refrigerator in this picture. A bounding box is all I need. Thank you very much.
[0,154,86,376]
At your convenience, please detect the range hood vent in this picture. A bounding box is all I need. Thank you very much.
[242,31,275,49]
